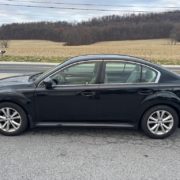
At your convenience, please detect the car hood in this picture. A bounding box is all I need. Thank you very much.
[0,74,31,86]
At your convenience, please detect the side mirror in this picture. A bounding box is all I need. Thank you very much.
[43,78,53,89]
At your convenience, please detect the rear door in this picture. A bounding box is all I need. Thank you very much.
[98,60,160,124]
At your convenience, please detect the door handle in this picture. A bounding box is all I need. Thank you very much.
[36,92,49,96]
[138,89,153,95]
[80,91,96,97]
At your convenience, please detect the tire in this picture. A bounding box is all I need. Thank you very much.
[141,105,178,139]
[0,102,28,136]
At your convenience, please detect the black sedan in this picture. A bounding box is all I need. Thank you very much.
[0,54,180,138]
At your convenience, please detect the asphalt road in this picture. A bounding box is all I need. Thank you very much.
[0,63,180,180]
[0,63,54,73]
[0,128,180,180]
[0,63,180,74]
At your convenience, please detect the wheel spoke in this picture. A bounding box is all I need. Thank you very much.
[6,121,10,131]
[0,119,6,123]
[10,121,18,129]
[162,115,172,122]
[149,116,158,122]
[11,120,20,127]
[161,124,166,133]
[0,116,6,122]
[11,111,18,118]
[6,108,10,117]
[150,124,158,131]
[154,124,160,133]
[1,121,8,129]
[163,119,173,123]
[11,116,21,120]
[0,115,6,119]
[160,111,166,118]
[148,121,156,125]
[162,124,170,130]
[1,108,7,116]
[156,111,161,119]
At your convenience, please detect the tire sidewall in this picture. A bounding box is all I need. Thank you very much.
[0,102,28,136]
[141,105,178,139]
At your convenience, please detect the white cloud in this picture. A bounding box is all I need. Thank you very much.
[0,0,180,25]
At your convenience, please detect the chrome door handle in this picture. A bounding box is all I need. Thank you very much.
[138,89,153,95]
[80,91,96,97]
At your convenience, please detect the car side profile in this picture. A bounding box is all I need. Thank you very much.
[0,54,180,138]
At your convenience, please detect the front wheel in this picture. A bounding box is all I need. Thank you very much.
[141,105,178,139]
[0,102,28,136]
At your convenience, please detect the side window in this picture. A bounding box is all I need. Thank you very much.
[104,62,141,83]
[141,66,157,83]
[49,61,100,85]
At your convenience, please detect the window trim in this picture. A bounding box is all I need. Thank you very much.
[101,60,161,85]
[38,59,161,88]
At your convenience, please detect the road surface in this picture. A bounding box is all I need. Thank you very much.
[0,63,180,74]
[0,63,54,73]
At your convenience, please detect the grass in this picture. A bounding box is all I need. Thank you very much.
[1,39,180,64]
[0,55,67,63]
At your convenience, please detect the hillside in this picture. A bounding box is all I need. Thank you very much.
[0,11,180,45]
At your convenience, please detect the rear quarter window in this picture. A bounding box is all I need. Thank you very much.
[141,66,157,83]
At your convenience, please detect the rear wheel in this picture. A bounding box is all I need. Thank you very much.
[0,102,28,136]
[141,105,178,139]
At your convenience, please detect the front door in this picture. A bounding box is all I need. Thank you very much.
[34,60,102,123]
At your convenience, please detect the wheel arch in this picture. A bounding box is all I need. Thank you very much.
[0,99,34,128]
[138,102,180,128]
[137,91,180,128]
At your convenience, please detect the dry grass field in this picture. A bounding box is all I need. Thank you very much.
[1,39,180,64]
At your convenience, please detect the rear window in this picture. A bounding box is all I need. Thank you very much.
[104,61,158,84]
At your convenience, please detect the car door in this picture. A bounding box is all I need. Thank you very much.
[34,60,102,123]
[98,60,160,124]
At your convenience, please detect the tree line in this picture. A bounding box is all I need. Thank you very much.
[0,11,180,45]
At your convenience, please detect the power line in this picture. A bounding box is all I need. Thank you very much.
[0,3,155,12]
[1,3,179,13]
[0,2,180,22]
[3,0,180,9]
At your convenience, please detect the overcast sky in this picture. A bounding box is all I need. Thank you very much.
[0,0,180,25]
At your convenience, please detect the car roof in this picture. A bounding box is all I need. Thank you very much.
[65,54,157,67]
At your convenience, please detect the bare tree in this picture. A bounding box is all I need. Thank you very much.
[0,11,180,45]
[170,30,177,45]
[0,40,9,48]
[170,24,180,45]
[0,40,8,56]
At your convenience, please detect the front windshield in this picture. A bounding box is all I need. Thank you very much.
[29,65,58,82]
[34,58,72,82]
[35,63,63,80]
[34,63,62,82]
